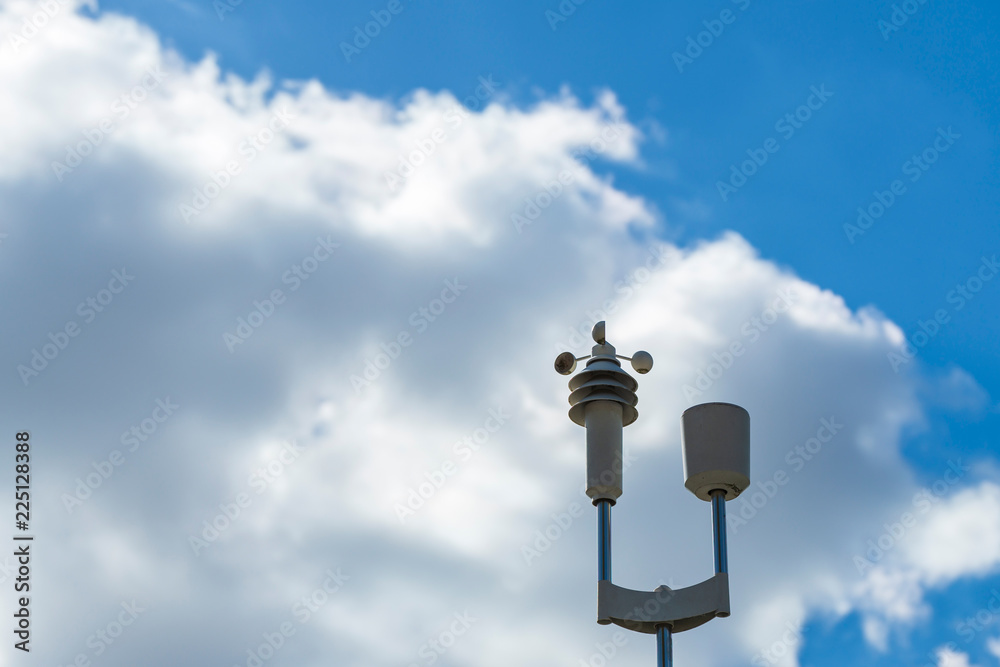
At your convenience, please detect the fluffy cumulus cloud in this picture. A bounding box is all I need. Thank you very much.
[0,2,997,667]
[851,481,1000,650]
[988,636,1000,660]
[936,646,982,667]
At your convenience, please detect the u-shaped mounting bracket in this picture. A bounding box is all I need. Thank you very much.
[556,322,751,665]
[597,573,730,634]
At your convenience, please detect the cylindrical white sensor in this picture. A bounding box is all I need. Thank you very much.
[681,402,750,501]
[585,401,624,502]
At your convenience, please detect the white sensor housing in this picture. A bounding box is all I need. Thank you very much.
[681,402,750,501]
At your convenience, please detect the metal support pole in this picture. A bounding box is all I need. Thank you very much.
[656,625,672,667]
[711,490,727,574]
[597,499,612,582]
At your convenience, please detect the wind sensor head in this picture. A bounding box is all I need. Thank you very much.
[555,322,653,503]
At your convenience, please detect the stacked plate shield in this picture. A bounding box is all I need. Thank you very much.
[566,354,639,427]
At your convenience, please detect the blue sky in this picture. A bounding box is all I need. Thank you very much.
[1,1,999,666]
[114,0,1000,386]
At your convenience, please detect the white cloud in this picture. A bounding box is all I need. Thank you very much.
[987,636,1000,661]
[937,646,981,667]
[851,481,1000,644]
[906,482,1000,582]
[2,0,649,247]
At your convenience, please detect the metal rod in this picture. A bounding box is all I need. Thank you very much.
[597,499,612,582]
[711,489,728,574]
[656,625,672,667]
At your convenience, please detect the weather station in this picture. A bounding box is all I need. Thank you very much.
[555,321,751,666]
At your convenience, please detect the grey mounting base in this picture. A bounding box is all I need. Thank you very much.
[597,573,730,634]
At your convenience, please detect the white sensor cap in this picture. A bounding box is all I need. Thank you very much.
[681,402,750,501]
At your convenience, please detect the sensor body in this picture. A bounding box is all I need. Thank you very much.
[567,341,638,503]
[585,401,625,502]
[681,402,750,501]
